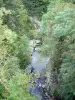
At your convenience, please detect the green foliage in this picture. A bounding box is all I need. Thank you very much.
[64,0,75,3]
[13,35,30,69]
[1,0,35,69]
[0,1,36,100]
[41,0,75,99]
[22,0,49,19]
[7,73,35,100]
[3,0,34,39]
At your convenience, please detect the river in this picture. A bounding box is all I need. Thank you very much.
[26,50,50,100]
[27,50,49,73]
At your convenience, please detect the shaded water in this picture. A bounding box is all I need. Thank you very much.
[26,50,50,100]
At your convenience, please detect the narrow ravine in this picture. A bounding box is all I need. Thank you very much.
[26,49,50,100]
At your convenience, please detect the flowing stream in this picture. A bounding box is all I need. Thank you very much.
[26,50,50,100]
[27,50,49,73]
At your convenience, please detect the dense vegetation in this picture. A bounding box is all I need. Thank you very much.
[0,0,75,100]
[0,0,35,100]
[41,0,75,100]
[22,0,49,19]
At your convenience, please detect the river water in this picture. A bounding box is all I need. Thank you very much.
[27,50,49,73]
[26,50,50,100]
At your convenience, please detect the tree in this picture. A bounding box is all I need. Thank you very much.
[22,0,49,19]
[1,0,36,69]
[0,1,36,100]
[41,0,75,99]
